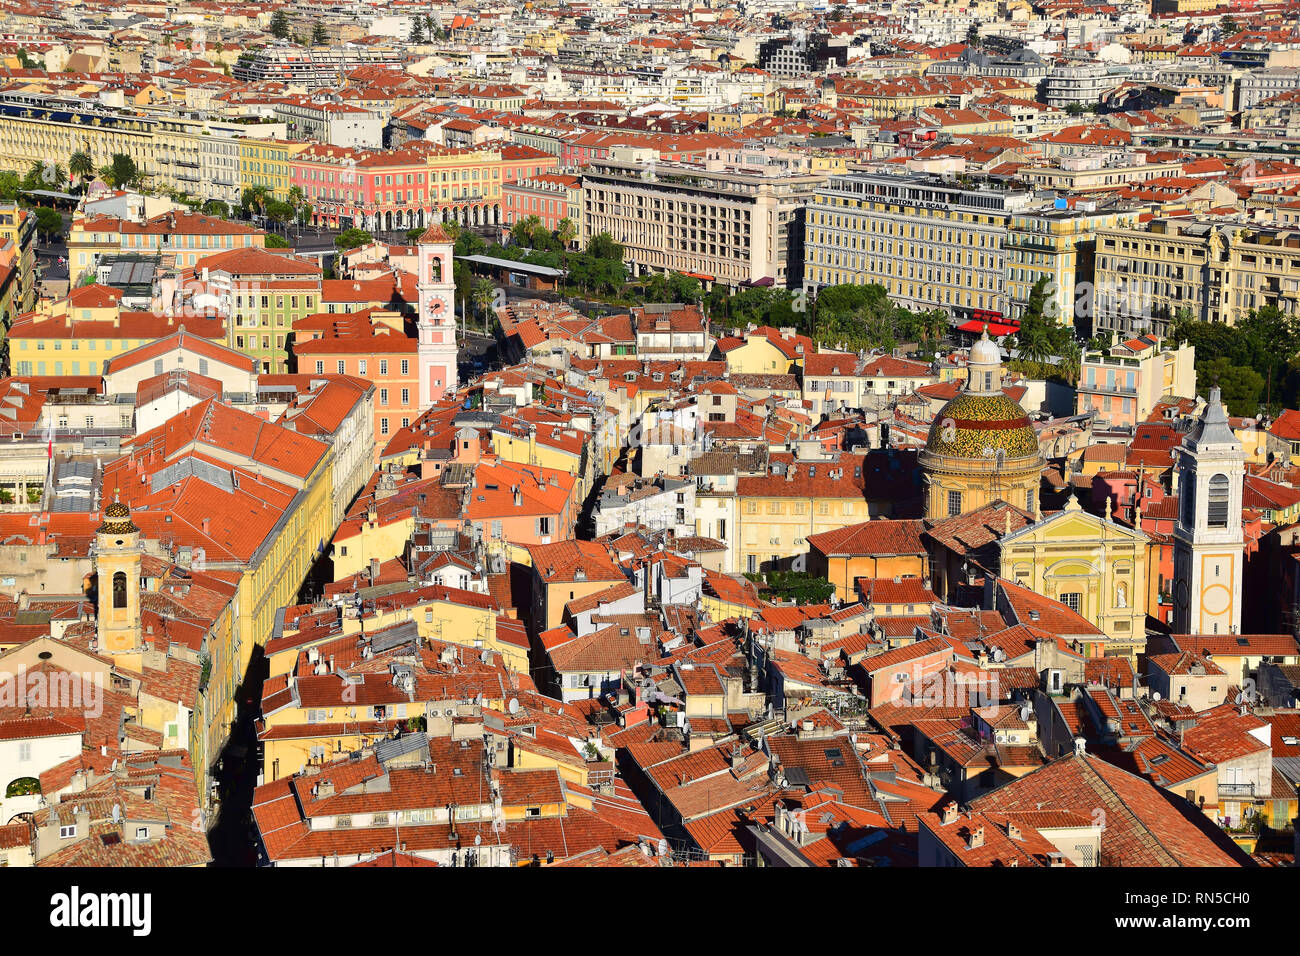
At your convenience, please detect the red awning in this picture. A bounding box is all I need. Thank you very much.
[958,320,1018,336]
[681,271,715,281]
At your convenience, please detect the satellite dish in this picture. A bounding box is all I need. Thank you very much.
[474,834,482,846]
[111,804,121,823]
[1152,692,1161,702]
[508,698,519,715]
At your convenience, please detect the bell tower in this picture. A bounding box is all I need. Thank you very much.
[94,495,143,659]
[1172,386,1245,636]
[416,224,459,408]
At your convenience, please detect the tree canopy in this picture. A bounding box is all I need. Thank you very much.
[1171,304,1300,415]
[334,227,373,251]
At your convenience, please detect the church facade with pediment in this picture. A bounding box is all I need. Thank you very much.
[996,495,1149,660]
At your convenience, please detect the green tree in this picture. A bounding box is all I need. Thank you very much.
[241,185,268,219]
[555,216,577,277]
[33,207,63,241]
[746,570,836,604]
[471,277,496,330]
[409,18,425,43]
[202,199,231,219]
[264,233,290,248]
[1219,15,1241,36]
[310,23,328,45]
[98,153,139,189]
[586,232,624,261]
[966,24,979,47]
[334,227,373,251]
[510,214,543,249]
[269,10,290,39]
[405,226,424,243]
[1197,357,1264,417]
[69,149,94,190]
[286,184,308,224]
[15,49,37,70]
[1011,277,1070,361]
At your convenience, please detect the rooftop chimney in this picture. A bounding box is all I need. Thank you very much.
[968,825,984,849]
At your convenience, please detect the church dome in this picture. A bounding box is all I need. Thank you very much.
[97,500,139,535]
[925,391,1039,460]
[969,334,1001,366]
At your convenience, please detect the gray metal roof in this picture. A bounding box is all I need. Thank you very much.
[368,620,420,655]
[375,731,429,765]
[457,254,564,277]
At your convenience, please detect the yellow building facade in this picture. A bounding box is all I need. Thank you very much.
[997,496,1149,660]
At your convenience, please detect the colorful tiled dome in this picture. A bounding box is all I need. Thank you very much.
[925,392,1039,460]
[97,500,139,535]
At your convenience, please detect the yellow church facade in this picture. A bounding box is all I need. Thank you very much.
[996,496,1150,661]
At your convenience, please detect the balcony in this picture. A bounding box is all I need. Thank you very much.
[1078,382,1137,396]
[1218,782,1256,799]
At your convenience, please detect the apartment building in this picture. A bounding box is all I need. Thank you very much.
[291,141,505,233]
[502,173,582,239]
[232,44,405,83]
[0,204,35,317]
[1016,154,1186,193]
[239,138,310,202]
[804,173,1031,325]
[68,211,268,280]
[269,97,384,150]
[0,92,286,198]
[1042,63,1122,108]
[1092,218,1300,336]
[1005,205,1141,328]
[1238,67,1300,110]
[292,309,420,457]
[1076,333,1196,432]
[161,246,322,374]
[582,151,821,288]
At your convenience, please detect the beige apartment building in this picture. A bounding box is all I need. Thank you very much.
[1092,218,1300,336]
[581,149,822,288]
[804,173,1032,325]
[1016,155,1184,193]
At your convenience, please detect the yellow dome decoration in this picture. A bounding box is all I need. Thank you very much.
[925,391,1039,460]
[97,500,139,535]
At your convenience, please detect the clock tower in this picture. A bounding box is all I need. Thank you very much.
[1172,386,1245,636]
[415,224,459,408]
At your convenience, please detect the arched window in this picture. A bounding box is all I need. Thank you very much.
[430,257,442,282]
[112,571,127,609]
[1207,474,1229,528]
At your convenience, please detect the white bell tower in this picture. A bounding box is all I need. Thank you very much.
[415,224,458,407]
[1172,386,1245,636]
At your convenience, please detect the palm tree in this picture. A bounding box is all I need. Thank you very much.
[556,216,577,282]
[510,214,542,247]
[242,185,268,222]
[1015,324,1052,365]
[69,150,94,191]
[287,185,307,230]
[1057,339,1082,385]
[472,278,496,334]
